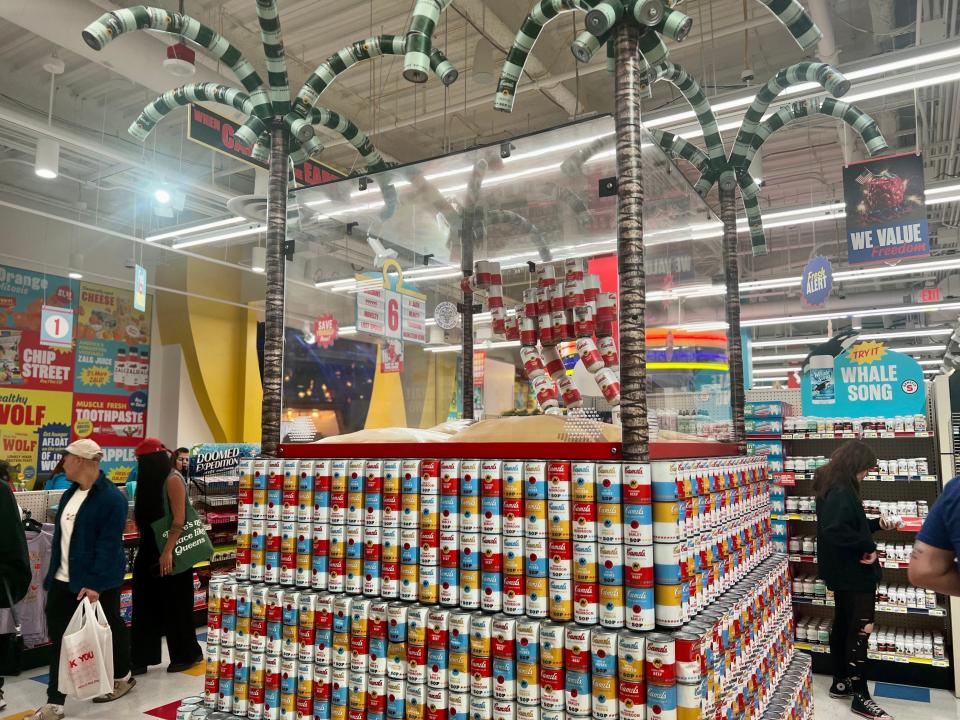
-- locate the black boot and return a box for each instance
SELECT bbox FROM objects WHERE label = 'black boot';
[830,677,854,699]
[852,692,894,720]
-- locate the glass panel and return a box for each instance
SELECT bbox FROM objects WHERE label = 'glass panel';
[282,115,728,445]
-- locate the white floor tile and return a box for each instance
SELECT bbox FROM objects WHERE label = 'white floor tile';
[811,673,960,720]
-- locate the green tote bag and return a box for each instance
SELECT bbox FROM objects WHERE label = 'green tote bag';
[151,473,214,574]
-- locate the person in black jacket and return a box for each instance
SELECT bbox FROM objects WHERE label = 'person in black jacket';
[0,466,31,711]
[815,440,899,720]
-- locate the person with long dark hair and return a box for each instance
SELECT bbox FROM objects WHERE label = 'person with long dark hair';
[129,438,202,675]
[815,440,899,720]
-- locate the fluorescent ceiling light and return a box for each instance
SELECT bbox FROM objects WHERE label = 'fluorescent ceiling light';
[923,368,941,375]
[752,352,809,362]
[68,271,82,279]
[918,359,943,366]
[750,336,830,349]
[646,44,960,129]
[844,70,960,103]
[502,132,615,164]
[889,344,947,353]
[145,216,245,242]
[924,183,960,196]
[753,366,800,375]
[861,328,951,340]
[926,193,960,206]
[425,340,521,353]
[172,224,263,249]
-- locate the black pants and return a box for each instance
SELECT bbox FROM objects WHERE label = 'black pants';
[831,589,876,693]
[46,581,129,705]
[130,549,202,668]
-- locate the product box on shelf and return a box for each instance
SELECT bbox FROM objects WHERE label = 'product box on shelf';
[745,401,791,419]
[745,418,784,436]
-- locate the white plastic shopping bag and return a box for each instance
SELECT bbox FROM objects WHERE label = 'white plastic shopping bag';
[58,598,112,700]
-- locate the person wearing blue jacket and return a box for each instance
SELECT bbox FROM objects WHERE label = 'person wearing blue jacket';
[29,440,135,720]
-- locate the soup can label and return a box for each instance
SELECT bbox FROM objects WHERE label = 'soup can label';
[573,583,599,625]
[503,461,524,500]
[598,585,625,628]
[492,657,516,701]
[517,663,540,705]
[573,542,598,583]
[647,683,677,720]
[625,545,655,587]
[492,700,515,720]
[592,674,618,720]
[596,464,622,504]
[525,500,547,539]
[525,576,548,618]
[597,504,623,544]
[548,579,573,622]
[624,503,653,546]
[564,670,591,716]
[673,632,702,684]
[676,681,703,720]
[539,623,564,668]
[572,463,596,503]
[619,680,646,720]
[598,544,624,586]
[572,502,597,542]
[539,668,565,710]
[644,634,676,685]
[653,502,685,543]
[654,585,685,629]
[623,464,651,503]
[524,461,548,500]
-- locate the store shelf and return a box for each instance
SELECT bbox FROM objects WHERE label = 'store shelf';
[794,596,945,616]
[777,471,937,483]
[789,555,917,570]
[867,651,949,667]
[795,641,830,654]
[783,432,933,440]
[773,513,920,531]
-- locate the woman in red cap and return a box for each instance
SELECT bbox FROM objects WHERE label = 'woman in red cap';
[129,438,203,675]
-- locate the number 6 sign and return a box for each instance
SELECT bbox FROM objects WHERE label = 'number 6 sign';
[40,305,74,348]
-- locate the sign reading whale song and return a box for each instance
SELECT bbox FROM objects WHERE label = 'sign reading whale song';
[801,340,925,418]
[801,255,832,307]
[843,153,929,265]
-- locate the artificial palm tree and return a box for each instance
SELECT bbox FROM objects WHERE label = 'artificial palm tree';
[497,0,885,455]
[81,2,460,454]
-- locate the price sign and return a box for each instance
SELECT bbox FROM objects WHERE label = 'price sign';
[40,305,74,348]
[772,471,796,487]
[355,259,427,344]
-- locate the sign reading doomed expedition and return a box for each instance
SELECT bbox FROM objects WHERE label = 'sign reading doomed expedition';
[188,105,346,188]
[843,153,929,265]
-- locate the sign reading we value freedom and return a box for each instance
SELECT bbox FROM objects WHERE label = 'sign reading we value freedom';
[801,340,925,418]
[843,153,929,265]
[0,263,152,486]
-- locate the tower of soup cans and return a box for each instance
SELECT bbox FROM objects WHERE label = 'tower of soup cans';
[203,453,806,720]
[491,260,619,413]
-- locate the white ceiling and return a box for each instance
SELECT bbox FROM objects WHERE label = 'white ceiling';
[0,0,957,366]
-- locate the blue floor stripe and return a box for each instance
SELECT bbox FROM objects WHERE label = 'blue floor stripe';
[873,682,930,703]
[30,673,49,684]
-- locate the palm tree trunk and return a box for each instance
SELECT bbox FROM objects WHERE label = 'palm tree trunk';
[260,118,288,456]
[719,183,746,452]
[614,23,648,463]
[460,209,475,420]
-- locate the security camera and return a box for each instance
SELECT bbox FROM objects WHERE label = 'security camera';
[741,68,755,84]
[500,142,514,159]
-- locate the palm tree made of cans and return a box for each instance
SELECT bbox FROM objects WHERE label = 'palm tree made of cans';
[496,0,889,457]
[80,1,467,455]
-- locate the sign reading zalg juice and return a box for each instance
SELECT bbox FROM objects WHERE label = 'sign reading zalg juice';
[843,153,929,265]
[801,340,925,418]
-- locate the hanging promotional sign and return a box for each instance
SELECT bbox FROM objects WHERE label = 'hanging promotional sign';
[355,260,427,344]
[133,264,147,312]
[0,389,73,486]
[380,339,404,374]
[843,153,929,265]
[313,314,338,348]
[801,340,925,418]
[188,105,345,188]
[800,256,832,307]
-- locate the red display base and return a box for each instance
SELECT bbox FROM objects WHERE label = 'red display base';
[278,441,740,461]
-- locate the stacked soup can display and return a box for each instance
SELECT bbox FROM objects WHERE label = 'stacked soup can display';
[201,453,805,720]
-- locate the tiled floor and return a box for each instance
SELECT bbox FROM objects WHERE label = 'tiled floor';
[1,631,205,720]
[3,645,959,719]
[811,673,960,720]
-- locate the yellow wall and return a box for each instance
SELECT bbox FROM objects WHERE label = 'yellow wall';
[156,260,262,443]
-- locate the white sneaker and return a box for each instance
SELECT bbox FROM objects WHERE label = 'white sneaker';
[29,704,66,720]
